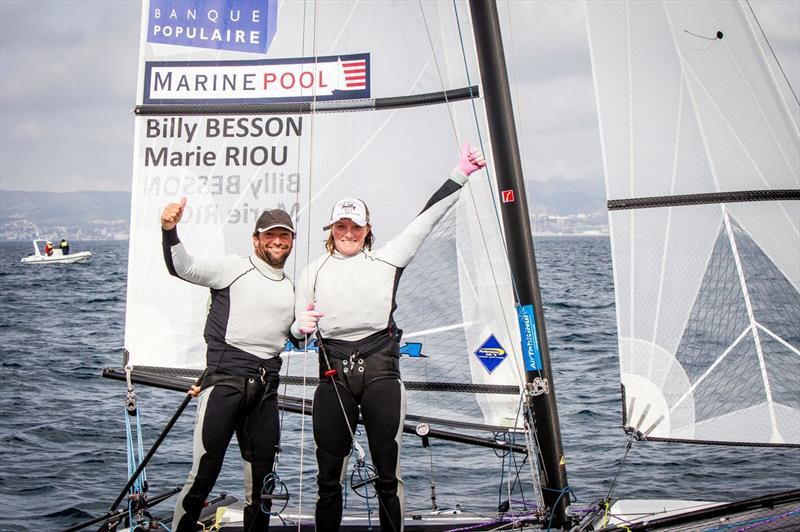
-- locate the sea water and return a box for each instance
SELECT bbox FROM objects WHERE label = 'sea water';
[0,238,797,529]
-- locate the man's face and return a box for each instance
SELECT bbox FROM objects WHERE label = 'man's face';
[252,228,294,268]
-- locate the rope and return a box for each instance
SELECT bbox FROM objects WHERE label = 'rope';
[123,397,147,531]
[543,486,575,531]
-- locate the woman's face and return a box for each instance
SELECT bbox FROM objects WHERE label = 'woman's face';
[331,218,369,257]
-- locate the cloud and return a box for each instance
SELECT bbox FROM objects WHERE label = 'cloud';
[1,0,139,192]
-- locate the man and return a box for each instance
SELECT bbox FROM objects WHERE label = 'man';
[60,239,70,255]
[161,196,300,531]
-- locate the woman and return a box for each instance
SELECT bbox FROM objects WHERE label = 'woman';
[292,143,485,531]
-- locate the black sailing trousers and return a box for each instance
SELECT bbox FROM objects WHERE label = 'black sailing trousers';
[313,341,406,531]
[172,376,279,531]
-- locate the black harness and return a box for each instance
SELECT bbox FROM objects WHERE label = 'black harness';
[317,327,402,398]
[201,356,282,408]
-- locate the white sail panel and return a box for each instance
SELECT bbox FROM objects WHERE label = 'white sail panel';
[587,0,799,445]
[125,0,526,431]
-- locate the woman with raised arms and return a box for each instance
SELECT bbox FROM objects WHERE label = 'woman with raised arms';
[291,143,485,531]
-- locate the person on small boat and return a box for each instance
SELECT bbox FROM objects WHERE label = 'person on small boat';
[44,241,54,256]
[161,197,301,532]
[294,142,485,531]
[60,239,70,255]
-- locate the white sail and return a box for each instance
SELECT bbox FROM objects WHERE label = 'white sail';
[124,0,527,434]
[586,0,799,445]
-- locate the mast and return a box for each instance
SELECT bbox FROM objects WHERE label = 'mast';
[468,0,570,527]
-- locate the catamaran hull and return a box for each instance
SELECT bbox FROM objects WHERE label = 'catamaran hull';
[586,489,800,531]
[21,251,92,264]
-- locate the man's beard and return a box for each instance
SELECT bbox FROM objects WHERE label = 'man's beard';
[257,245,290,268]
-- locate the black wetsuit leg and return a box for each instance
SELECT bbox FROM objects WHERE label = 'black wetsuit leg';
[313,381,358,531]
[361,378,406,532]
[173,384,241,532]
[239,378,280,531]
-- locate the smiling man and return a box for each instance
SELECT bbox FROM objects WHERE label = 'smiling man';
[160,197,300,531]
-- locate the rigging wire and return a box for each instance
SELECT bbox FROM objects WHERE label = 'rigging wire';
[506,432,531,508]
[418,0,461,149]
[417,1,550,518]
[452,0,529,330]
[415,9,451,500]
[451,0,549,512]
[292,0,319,527]
[416,0,543,515]
[296,4,396,529]
[744,0,800,107]
[605,437,634,501]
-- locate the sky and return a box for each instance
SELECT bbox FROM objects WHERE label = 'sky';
[0,0,798,193]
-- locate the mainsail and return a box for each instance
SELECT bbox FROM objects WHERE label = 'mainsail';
[586,0,799,446]
[121,0,546,516]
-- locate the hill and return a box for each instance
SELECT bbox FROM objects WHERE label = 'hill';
[0,190,131,240]
[0,177,608,240]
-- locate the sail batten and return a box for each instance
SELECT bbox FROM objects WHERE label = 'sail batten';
[608,189,800,209]
[134,85,480,115]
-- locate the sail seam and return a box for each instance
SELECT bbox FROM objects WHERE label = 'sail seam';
[722,207,780,443]
[756,323,800,357]
[649,51,688,380]
[669,324,751,414]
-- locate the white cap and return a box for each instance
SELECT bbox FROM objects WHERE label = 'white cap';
[324,198,369,229]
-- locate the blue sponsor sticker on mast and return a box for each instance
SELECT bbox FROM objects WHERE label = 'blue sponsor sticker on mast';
[474,334,508,374]
[148,0,277,54]
[517,304,543,371]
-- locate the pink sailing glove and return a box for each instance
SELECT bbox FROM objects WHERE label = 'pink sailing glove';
[291,303,324,337]
[456,141,486,177]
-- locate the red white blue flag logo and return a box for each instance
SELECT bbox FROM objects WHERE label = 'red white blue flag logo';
[144,53,370,104]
